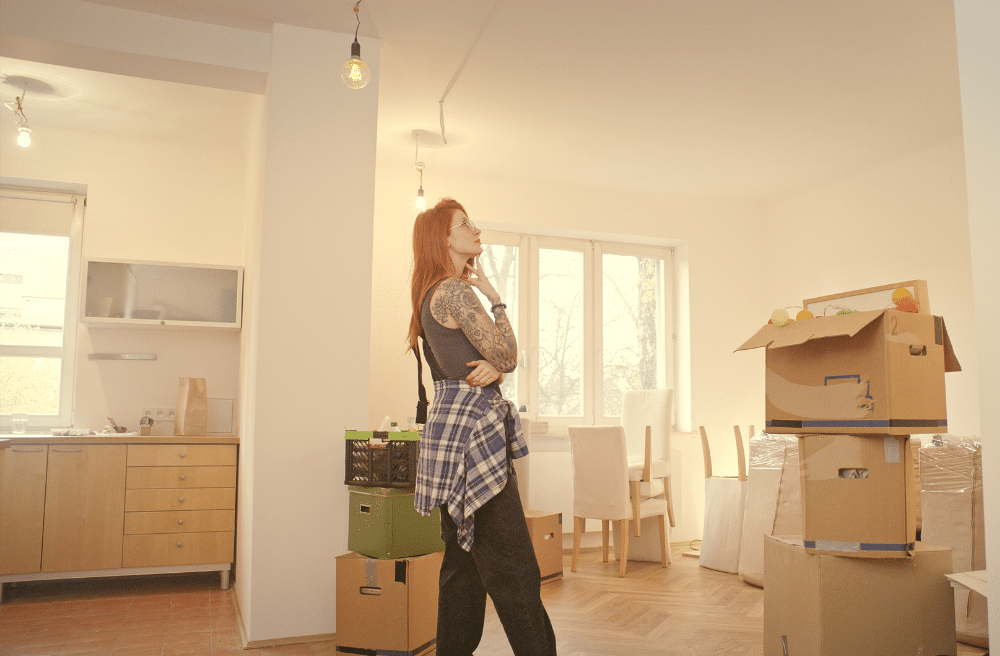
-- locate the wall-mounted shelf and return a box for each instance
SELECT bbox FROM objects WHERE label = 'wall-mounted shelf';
[81,259,243,331]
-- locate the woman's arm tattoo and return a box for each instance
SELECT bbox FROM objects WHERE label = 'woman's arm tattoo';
[438,278,518,372]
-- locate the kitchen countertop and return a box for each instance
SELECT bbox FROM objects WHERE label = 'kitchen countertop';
[0,434,239,448]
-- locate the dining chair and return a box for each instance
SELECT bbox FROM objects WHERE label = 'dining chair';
[621,389,675,534]
[568,425,669,577]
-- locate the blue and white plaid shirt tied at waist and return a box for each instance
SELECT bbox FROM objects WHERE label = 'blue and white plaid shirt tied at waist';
[414,380,528,551]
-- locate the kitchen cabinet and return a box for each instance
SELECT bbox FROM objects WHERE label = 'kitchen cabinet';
[0,445,47,575]
[123,444,237,573]
[82,259,243,330]
[0,436,238,602]
[42,445,127,572]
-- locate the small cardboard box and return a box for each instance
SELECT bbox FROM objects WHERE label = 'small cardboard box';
[336,550,442,656]
[736,309,960,434]
[524,510,563,584]
[348,486,445,560]
[798,434,917,558]
[763,536,956,656]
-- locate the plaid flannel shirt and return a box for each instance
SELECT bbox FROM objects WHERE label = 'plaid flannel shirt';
[414,379,528,551]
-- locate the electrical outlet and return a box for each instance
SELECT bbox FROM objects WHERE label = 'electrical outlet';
[141,407,176,422]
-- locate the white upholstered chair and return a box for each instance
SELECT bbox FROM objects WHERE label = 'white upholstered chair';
[568,425,669,577]
[621,389,675,534]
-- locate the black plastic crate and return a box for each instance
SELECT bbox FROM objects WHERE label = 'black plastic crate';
[345,430,419,488]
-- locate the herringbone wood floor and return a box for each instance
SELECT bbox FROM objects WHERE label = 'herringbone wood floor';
[474,547,989,656]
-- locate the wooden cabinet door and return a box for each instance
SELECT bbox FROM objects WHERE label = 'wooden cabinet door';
[0,446,48,575]
[42,445,127,572]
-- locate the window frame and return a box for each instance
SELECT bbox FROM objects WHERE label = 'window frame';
[479,228,676,435]
[0,188,85,431]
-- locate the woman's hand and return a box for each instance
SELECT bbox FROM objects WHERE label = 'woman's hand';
[466,360,501,387]
[464,258,500,304]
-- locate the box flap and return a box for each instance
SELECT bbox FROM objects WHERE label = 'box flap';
[736,310,884,352]
[946,570,988,597]
[941,318,961,372]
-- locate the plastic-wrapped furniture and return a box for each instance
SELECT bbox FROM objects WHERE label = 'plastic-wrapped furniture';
[920,434,988,648]
[698,426,748,574]
[568,425,668,577]
[737,431,801,587]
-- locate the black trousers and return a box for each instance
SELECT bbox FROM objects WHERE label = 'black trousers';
[437,476,558,656]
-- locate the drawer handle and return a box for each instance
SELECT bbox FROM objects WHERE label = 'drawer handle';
[12,447,45,452]
[180,453,187,458]
[178,519,184,525]
[179,474,186,480]
[178,497,185,503]
[177,542,183,548]
[53,448,83,452]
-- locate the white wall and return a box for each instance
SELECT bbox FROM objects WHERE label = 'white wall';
[235,24,379,643]
[0,124,249,433]
[954,0,999,644]
[369,156,770,544]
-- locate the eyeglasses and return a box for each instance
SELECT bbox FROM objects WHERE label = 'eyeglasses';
[448,218,477,233]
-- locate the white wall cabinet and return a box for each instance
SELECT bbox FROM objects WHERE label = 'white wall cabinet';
[82,259,243,330]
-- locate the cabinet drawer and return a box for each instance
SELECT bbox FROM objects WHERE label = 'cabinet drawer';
[123,532,234,567]
[124,510,235,535]
[127,444,237,467]
[125,487,236,512]
[126,466,236,489]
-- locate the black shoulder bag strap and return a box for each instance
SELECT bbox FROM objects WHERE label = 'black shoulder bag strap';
[413,339,428,425]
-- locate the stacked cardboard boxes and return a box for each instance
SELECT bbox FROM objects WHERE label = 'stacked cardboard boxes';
[337,431,444,656]
[738,282,962,655]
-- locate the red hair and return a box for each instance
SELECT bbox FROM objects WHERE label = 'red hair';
[408,198,473,349]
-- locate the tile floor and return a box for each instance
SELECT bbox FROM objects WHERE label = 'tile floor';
[0,573,328,656]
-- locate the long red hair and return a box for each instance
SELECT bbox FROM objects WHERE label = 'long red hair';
[408,198,473,349]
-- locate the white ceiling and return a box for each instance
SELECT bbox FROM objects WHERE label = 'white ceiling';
[1,0,964,202]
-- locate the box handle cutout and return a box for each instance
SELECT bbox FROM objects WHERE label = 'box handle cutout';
[838,468,869,479]
[909,344,927,356]
[543,533,554,540]
[360,504,371,514]
[359,586,382,596]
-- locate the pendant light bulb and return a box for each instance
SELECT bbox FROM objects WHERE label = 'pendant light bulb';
[17,126,31,147]
[341,40,371,89]
[415,187,426,211]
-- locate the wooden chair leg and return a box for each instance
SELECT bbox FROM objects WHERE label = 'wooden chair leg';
[602,520,610,562]
[572,516,584,572]
[658,514,669,567]
[630,480,642,536]
[665,474,676,528]
[618,519,630,577]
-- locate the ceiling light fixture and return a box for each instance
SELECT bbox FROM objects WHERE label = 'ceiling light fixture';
[341,1,371,90]
[5,83,32,147]
[414,131,426,211]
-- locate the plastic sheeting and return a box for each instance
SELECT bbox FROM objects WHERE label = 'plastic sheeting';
[920,434,988,648]
[699,475,747,574]
[738,432,801,587]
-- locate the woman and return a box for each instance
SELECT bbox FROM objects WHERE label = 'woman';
[409,198,557,656]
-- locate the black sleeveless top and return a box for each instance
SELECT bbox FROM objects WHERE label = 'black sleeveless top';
[421,279,502,394]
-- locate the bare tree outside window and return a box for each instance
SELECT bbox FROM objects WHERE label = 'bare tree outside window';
[538,249,583,416]
[476,244,518,402]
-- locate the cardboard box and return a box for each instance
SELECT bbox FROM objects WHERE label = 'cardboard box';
[736,309,960,434]
[524,510,563,583]
[764,536,956,656]
[348,486,445,560]
[336,550,442,656]
[799,434,917,558]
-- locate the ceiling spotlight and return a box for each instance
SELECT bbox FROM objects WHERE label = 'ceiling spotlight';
[5,83,32,147]
[341,1,371,90]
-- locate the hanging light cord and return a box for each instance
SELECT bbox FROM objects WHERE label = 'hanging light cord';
[438,0,504,145]
[352,1,362,42]
[4,84,29,127]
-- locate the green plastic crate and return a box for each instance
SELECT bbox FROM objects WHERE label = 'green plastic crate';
[348,486,445,560]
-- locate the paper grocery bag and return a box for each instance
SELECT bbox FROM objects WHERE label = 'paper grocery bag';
[175,377,208,436]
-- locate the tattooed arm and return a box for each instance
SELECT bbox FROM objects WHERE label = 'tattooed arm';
[430,277,518,373]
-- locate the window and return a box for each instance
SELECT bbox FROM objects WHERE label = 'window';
[478,231,674,433]
[0,189,85,431]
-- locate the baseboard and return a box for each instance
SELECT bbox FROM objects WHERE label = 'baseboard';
[230,581,336,650]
